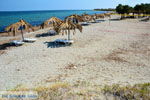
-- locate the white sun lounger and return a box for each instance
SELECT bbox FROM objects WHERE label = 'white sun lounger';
[24,38,37,42]
[54,39,74,44]
[11,40,25,46]
[49,30,57,35]
[81,22,90,25]
[95,20,100,23]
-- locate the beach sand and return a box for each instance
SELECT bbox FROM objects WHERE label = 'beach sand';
[0,16,150,90]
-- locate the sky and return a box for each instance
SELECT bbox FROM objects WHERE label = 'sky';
[0,0,150,11]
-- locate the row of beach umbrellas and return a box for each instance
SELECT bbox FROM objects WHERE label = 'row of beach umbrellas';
[4,13,112,41]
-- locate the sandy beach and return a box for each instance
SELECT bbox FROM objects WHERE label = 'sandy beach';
[0,16,150,90]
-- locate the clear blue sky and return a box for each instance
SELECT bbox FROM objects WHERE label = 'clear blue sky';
[0,0,149,11]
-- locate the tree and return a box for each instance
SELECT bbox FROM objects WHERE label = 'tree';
[134,3,150,14]
[116,4,133,19]
[116,3,150,18]
[134,4,143,14]
[116,4,124,14]
[144,4,150,14]
[123,5,133,14]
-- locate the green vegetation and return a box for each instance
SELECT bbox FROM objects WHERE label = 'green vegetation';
[94,8,115,11]
[116,4,133,19]
[116,4,133,14]
[134,3,150,14]
[116,3,150,19]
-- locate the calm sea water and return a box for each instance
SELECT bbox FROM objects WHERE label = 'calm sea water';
[0,10,106,32]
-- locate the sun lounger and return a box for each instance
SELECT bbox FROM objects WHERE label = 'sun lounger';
[10,40,25,46]
[81,22,90,25]
[140,17,150,21]
[95,20,101,23]
[24,38,37,42]
[48,30,57,35]
[54,39,74,44]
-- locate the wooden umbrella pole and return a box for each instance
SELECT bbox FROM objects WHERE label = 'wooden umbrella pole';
[21,25,24,41]
[68,29,71,40]
[109,15,111,25]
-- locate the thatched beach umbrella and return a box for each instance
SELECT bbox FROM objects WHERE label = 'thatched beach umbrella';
[95,14,105,19]
[40,17,64,34]
[48,17,64,33]
[47,17,63,26]
[91,14,97,22]
[104,13,112,25]
[59,21,82,40]
[81,14,93,22]
[104,13,111,18]
[41,17,63,29]
[65,14,84,23]
[40,21,49,29]
[5,19,34,40]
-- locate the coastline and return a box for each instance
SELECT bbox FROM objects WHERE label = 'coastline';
[0,15,150,90]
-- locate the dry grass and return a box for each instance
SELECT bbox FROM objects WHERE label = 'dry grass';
[129,42,150,56]
[103,49,128,63]
[2,82,150,100]
[64,63,77,70]
[141,33,150,37]
[10,84,30,91]
[102,83,150,100]
[34,82,69,92]
[0,50,5,55]
[34,82,70,100]
[103,40,150,63]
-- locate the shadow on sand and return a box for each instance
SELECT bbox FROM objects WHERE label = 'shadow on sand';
[44,41,72,48]
[0,43,16,50]
[140,17,150,22]
[109,19,121,21]
[96,19,106,22]
[81,24,90,26]
[36,33,56,38]
[90,21,99,24]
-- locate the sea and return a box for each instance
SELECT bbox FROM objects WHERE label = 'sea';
[0,10,106,32]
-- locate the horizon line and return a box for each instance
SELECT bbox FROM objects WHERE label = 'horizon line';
[0,9,95,12]
[0,8,116,12]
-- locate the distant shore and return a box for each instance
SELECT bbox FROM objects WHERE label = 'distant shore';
[93,8,115,11]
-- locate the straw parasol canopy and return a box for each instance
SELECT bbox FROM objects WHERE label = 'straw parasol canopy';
[47,17,63,26]
[65,14,84,23]
[40,17,63,29]
[81,14,93,22]
[90,14,97,22]
[5,19,34,40]
[40,21,49,29]
[58,21,82,40]
[104,13,111,18]
[95,14,105,19]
